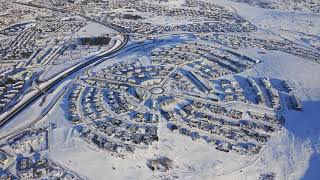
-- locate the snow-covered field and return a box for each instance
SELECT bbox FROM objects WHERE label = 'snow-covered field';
[45,47,320,180]
[0,0,320,179]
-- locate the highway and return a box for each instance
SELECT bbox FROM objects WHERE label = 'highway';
[0,2,130,133]
[0,37,127,127]
[0,35,163,141]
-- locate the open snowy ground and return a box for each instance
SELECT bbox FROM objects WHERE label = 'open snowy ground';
[50,2,320,179]
[1,0,319,179]
[45,46,320,179]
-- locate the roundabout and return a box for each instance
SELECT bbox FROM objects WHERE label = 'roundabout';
[150,87,164,95]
